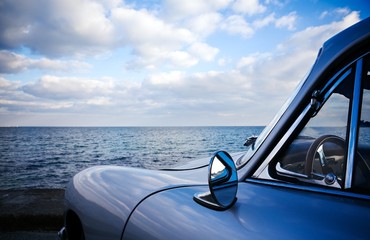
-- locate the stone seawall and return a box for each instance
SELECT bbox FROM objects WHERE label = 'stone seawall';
[0,189,65,231]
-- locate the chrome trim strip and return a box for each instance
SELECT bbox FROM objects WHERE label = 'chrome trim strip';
[251,67,353,179]
[253,64,355,186]
[323,68,352,100]
[58,227,67,240]
[276,162,307,178]
[246,178,370,201]
[345,58,363,189]
[252,104,311,178]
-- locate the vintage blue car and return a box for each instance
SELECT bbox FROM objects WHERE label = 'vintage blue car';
[59,17,370,239]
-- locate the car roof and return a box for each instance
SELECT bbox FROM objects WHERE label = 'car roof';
[309,16,370,89]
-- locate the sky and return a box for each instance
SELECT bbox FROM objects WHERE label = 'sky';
[0,0,369,127]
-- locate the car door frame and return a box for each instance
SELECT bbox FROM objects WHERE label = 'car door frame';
[242,51,370,201]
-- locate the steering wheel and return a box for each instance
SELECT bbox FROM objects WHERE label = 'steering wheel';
[304,135,346,180]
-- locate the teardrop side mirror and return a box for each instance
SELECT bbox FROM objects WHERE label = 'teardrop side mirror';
[193,151,238,210]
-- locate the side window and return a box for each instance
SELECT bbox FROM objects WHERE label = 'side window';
[275,67,354,188]
[353,59,370,193]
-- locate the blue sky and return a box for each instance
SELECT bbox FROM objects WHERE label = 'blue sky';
[0,0,369,126]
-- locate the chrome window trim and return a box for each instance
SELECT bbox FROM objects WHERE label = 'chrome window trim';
[252,104,311,178]
[276,162,307,178]
[246,178,370,201]
[253,59,359,189]
[323,68,352,100]
[345,58,363,189]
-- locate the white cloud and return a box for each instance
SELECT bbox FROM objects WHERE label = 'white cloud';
[0,74,142,117]
[166,51,199,68]
[0,76,19,89]
[278,11,360,53]
[253,13,276,28]
[236,54,259,71]
[112,8,195,50]
[185,12,223,38]
[0,1,365,126]
[253,12,297,30]
[163,0,232,20]
[13,10,357,109]
[217,58,226,67]
[0,0,299,71]
[264,0,285,7]
[125,49,199,70]
[111,7,201,69]
[146,71,185,86]
[275,12,297,30]
[0,98,74,111]
[188,42,219,61]
[335,7,351,16]
[220,11,297,39]
[236,11,361,111]
[220,15,254,38]
[92,0,121,10]
[0,50,90,73]
[320,7,351,19]
[143,70,252,111]
[0,0,204,69]
[232,0,266,16]
[0,0,115,57]
[86,97,112,106]
[22,75,116,100]
[0,51,28,73]
[0,77,66,113]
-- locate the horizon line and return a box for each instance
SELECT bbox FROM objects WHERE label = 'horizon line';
[0,125,266,128]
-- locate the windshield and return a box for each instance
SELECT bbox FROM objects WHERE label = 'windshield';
[236,74,307,168]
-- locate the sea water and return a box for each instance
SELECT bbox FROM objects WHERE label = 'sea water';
[2,126,369,190]
[0,126,263,189]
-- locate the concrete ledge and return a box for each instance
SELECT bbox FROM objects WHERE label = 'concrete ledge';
[0,189,65,231]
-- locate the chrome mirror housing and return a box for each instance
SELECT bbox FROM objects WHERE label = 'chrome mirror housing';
[193,151,238,210]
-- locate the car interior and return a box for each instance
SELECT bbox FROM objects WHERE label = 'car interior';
[273,54,370,194]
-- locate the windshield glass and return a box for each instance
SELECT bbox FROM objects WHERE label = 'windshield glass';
[236,74,307,168]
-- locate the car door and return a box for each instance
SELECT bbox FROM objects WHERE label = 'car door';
[239,53,370,239]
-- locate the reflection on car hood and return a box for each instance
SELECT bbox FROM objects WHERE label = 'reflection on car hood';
[65,151,245,239]
[65,165,208,239]
[168,151,245,170]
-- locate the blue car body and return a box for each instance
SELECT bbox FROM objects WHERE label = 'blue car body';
[60,17,370,240]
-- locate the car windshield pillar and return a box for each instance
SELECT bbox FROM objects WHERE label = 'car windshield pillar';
[237,71,308,170]
[345,58,363,189]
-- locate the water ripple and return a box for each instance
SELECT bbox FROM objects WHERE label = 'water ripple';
[0,126,263,190]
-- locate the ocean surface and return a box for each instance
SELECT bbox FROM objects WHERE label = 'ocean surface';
[2,126,369,190]
[0,126,263,190]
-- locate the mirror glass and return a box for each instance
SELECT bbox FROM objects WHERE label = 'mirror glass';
[209,151,238,208]
[211,157,227,182]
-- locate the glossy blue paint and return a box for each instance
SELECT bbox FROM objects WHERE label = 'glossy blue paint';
[346,59,363,188]
[124,182,370,239]
[65,165,208,240]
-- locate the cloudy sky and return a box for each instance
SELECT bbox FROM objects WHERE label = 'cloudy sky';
[0,0,369,126]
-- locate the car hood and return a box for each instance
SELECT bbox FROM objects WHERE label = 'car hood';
[65,152,244,239]
[66,166,208,239]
